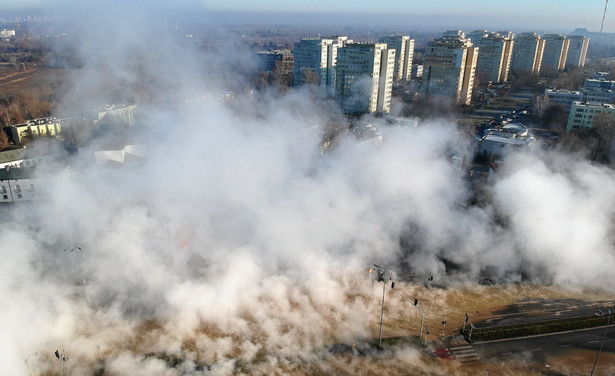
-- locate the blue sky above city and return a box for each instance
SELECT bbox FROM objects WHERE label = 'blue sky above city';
[0,0,612,33]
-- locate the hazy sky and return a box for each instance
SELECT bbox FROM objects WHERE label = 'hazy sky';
[1,0,612,32]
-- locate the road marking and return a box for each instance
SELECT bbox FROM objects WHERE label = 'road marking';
[560,344,572,347]
[589,340,600,344]
[531,348,543,352]
[450,345,472,351]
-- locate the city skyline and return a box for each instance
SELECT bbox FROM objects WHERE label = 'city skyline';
[0,0,613,33]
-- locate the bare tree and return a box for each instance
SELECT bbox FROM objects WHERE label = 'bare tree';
[0,127,9,150]
[542,104,568,132]
[592,112,615,161]
[302,70,320,85]
[8,56,17,71]
[533,94,551,118]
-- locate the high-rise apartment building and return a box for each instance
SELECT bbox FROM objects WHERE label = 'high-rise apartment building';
[511,33,545,74]
[470,31,514,83]
[565,35,590,68]
[421,30,478,105]
[541,34,570,72]
[335,43,395,114]
[378,35,415,81]
[293,36,350,94]
[256,49,293,73]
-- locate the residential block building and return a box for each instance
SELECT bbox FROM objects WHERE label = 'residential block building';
[378,35,415,81]
[335,43,395,114]
[565,35,589,68]
[471,31,514,83]
[293,36,350,94]
[541,34,570,71]
[421,30,478,105]
[511,33,544,74]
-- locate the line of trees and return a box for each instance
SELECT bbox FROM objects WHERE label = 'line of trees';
[0,88,52,127]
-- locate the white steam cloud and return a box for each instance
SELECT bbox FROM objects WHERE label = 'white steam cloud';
[3,5,615,375]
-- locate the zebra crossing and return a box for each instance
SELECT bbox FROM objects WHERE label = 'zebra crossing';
[449,344,480,363]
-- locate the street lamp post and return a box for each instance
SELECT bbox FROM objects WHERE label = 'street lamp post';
[390,283,425,341]
[591,309,611,376]
[372,264,389,347]
[64,244,86,285]
[25,353,37,376]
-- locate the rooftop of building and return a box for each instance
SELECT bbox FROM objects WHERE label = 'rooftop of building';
[257,49,292,55]
[546,88,581,95]
[11,117,59,127]
[0,166,37,180]
[0,148,26,164]
[483,133,535,145]
[572,101,615,109]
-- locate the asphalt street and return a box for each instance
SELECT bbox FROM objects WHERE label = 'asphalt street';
[472,326,615,363]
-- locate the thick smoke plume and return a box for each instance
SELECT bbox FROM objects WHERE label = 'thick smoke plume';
[3,5,615,375]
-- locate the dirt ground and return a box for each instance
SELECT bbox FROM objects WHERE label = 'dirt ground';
[0,63,67,98]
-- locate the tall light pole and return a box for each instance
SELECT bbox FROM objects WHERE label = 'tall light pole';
[390,283,425,341]
[371,264,389,347]
[601,0,609,33]
[55,349,69,376]
[25,353,37,376]
[64,244,85,285]
[591,309,611,376]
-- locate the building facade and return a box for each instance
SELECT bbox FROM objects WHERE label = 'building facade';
[541,34,570,72]
[378,35,415,81]
[335,43,395,114]
[421,30,478,105]
[567,102,615,132]
[511,33,545,74]
[565,35,590,68]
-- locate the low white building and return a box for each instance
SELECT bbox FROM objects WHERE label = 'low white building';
[545,88,615,116]
[0,167,39,202]
[479,123,535,157]
[78,144,145,165]
[566,101,615,132]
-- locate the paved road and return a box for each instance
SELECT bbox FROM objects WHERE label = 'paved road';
[472,326,615,363]
[473,298,614,328]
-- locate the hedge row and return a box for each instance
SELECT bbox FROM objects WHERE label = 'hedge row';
[462,315,609,342]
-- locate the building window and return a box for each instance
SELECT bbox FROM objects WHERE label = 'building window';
[14,184,21,193]
[29,184,35,192]
[17,194,22,199]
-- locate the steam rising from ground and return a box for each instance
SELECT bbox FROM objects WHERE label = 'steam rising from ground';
[3,7,615,375]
